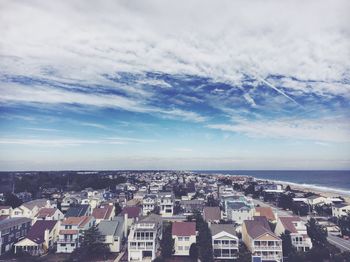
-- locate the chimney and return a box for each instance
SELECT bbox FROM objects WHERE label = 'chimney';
[124,212,128,237]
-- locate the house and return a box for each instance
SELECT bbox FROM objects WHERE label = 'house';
[98,217,124,252]
[0,217,32,256]
[211,224,239,260]
[14,220,59,255]
[254,207,276,223]
[203,206,221,223]
[275,216,312,252]
[92,205,115,224]
[35,208,64,221]
[12,199,54,219]
[57,216,95,253]
[226,202,254,224]
[61,196,80,213]
[0,206,12,217]
[172,222,196,256]
[15,192,32,203]
[121,206,142,231]
[158,193,174,217]
[65,204,91,218]
[128,214,162,261]
[332,203,350,217]
[242,216,283,262]
[179,199,205,213]
[142,194,157,216]
[307,195,326,207]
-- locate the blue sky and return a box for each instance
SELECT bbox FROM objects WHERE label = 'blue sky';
[0,0,350,170]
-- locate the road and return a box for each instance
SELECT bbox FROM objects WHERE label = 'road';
[327,234,350,252]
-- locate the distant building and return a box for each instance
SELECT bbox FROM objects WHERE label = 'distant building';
[14,220,59,255]
[61,196,80,213]
[203,206,221,223]
[142,194,157,216]
[35,208,64,221]
[332,203,350,217]
[12,199,54,219]
[92,205,115,224]
[254,207,276,223]
[211,224,239,260]
[0,217,32,256]
[158,193,174,217]
[65,204,91,218]
[226,202,254,224]
[275,216,312,252]
[172,222,196,256]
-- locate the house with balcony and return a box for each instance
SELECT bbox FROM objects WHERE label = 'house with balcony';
[142,194,157,216]
[128,214,162,261]
[242,216,283,262]
[210,224,239,260]
[0,217,32,256]
[57,216,95,253]
[158,193,174,217]
[97,217,124,252]
[14,220,59,256]
[172,222,196,256]
[275,216,313,252]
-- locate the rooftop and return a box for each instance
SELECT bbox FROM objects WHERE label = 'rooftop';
[172,222,196,236]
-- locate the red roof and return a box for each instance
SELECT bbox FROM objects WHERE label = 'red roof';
[121,206,141,218]
[172,222,196,236]
[36,208,56,218]
[203,206,221,221]
[92,205,113,220]
[279,216,302,234]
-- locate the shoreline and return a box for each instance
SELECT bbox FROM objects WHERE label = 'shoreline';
[262,178,350,203]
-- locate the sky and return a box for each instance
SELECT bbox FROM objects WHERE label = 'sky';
[0,0,350,171]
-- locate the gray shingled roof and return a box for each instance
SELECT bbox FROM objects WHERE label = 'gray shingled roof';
[98,217,124,238]
[210,224,237,236]
[0,217,31,231]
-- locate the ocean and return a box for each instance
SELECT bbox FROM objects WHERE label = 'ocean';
[197,170,350,196]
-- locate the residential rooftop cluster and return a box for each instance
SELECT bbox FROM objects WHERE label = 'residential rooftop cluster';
[0,171,349,261]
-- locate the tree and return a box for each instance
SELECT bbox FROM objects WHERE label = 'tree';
[189,243,198,261]
[236,243,251,262]
[338,213,350,237]
[193,211,214,262]
[70,226,109,261]
[281,230,295,257]
[306,218,327,247]
[160,222,174,258]
[285,185,292,191]
[4,192,22,208]
[278,193,294,210]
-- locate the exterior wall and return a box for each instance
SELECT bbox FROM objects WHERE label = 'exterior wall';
[104,235,121,252]
[173,235,196,256]
[212,233,239,259]
[0,219,31,256]
[332,205,350,217]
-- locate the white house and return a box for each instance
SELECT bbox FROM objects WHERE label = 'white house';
[142,194,157,216]
[57,216,95,253]
[172,222,196,256]
[332,203,350,217]
[128,214,162,261]
[12,199,54,219]
[226,202,254,224]
[211,224,239,260]
[275,216,313,252]
[158,193,174,217]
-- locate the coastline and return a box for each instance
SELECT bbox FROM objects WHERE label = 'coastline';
[265,179,350,203]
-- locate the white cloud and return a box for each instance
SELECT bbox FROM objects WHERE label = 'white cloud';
[208,117,350,143]
[0,0,349,97]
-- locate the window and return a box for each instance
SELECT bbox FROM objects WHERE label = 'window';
[185,246,189,250]
[178,246,183,250]
[184,237,190,241]
[178,237,183,241]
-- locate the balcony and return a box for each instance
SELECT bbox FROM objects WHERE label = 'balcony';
[253,245,282,251]
[58,238,78,244]
[213,244,238,249]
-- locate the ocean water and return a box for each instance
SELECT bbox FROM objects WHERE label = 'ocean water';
[197,170,350,195]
